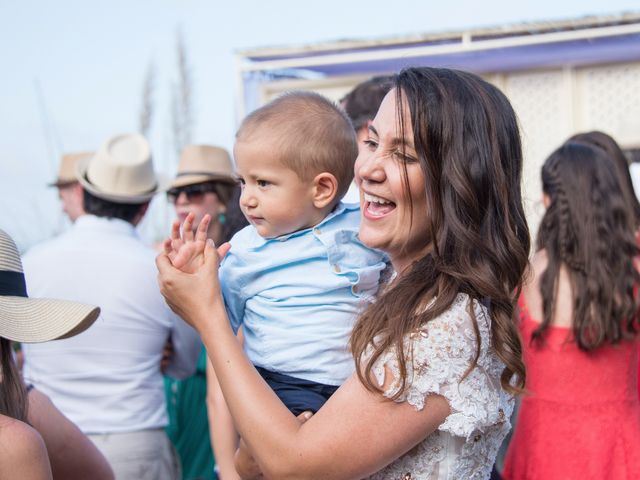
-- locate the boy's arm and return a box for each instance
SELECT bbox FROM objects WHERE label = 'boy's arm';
[162,212,234,379]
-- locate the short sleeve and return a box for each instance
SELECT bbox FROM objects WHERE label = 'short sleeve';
[372,294,512,439]
[219,257,245,334]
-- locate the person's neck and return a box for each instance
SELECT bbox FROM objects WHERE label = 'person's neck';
[389,243,433,277]
[290,204,336,235]
[307,204,335,229]
[208,221,224,245]
[390,258,412,276]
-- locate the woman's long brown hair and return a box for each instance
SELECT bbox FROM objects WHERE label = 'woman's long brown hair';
[351,67,530,397]
[534,142,640,350]
[0,338,28,422]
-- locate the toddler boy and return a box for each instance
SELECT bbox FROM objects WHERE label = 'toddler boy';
[222,91,387,415]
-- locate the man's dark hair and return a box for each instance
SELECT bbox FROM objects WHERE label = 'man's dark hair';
[83,190,148,223]
[340,76,394,131]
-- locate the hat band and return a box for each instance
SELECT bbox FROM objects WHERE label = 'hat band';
[0,270,27,297]
[176,171,226,178]
[84,172,159,196]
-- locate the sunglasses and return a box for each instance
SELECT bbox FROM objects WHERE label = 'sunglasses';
[166,183,220,204]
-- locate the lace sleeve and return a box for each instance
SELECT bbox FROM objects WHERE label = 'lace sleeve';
[371,294,511,439]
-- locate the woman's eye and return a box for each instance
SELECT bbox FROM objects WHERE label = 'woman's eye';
[363,139,378,150]
[393,150,417,163]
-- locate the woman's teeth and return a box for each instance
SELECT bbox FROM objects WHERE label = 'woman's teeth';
[363,193,395,217]
[363,193,392,205]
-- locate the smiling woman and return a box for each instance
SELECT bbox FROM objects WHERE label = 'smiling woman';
[355,98,430,272]
[157,66,530,480]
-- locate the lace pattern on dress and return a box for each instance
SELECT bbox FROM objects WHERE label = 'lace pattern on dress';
[366,294,514,480]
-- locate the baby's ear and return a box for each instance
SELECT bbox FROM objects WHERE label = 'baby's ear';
[312,172,339,209]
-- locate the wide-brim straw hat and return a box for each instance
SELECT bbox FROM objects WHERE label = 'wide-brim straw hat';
[171,145,236,189]
[0,230,100,343]
[77,133,170,204]
[48,151,94,187]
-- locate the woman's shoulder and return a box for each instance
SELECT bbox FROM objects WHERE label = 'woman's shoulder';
[0,415,51,478]
[377,293,490,363]
[373,293,494,397]
[418,293,491,341]
[372,293,512,437]
[0,414,44,449]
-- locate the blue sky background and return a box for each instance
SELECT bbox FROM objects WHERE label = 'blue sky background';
[2,0,639,249]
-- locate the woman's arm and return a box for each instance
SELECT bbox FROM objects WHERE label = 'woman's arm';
[234,411,313,480]
[27,389,114,480]
[157,221,450,479]
[207,356,241,480]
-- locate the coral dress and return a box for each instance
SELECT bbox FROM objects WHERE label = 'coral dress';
[503,297,640,480]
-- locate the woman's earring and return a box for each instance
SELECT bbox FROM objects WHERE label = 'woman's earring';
[217,211,226,225]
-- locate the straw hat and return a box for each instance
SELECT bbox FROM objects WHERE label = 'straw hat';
[48,151,94,187]
[77,133,169,204]
[171,145,236,189]
[0,230,100,343]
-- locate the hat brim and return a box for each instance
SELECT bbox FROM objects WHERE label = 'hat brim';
[48,179,78,188]
[0,296,100,343]
[170,174,237,189]
[76,157,171,204]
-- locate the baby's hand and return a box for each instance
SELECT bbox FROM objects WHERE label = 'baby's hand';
[164,213,210,273]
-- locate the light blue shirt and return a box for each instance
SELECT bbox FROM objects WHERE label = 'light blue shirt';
[220,203,387,385]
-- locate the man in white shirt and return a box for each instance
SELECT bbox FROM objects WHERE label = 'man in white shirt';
[22,133,200,480]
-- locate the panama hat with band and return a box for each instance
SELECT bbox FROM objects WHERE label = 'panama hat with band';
[77,133,170,204]
[170,145,236,189]
[48,151,94,188]
[0,230,100,343]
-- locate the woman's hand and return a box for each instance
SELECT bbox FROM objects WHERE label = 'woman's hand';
[234,411,313,480]
[233,438,262,480]
[156,213,230,333]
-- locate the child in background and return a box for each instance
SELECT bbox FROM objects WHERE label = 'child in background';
[502,141,640,479]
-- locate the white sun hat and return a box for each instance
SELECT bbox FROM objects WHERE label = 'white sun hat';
[77,133,170,204]
[0,230,100,343]
[170,145,236,189]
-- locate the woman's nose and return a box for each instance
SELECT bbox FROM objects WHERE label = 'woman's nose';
[355,152,385,186]
[175,191,189,205]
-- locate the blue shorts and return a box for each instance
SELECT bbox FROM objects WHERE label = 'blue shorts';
[256,367,339,416]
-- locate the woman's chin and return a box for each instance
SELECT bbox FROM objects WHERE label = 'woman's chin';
[358,228,389,252]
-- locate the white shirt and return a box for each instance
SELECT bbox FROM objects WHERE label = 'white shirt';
[342,181,361,204]
[22,215,200,434]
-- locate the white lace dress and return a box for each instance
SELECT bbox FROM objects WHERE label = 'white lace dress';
[367,294,513,480]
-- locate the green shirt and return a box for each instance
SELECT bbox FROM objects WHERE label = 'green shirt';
[165,347,216,480]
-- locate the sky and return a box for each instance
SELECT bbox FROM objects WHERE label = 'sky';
[1,0,639,250]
